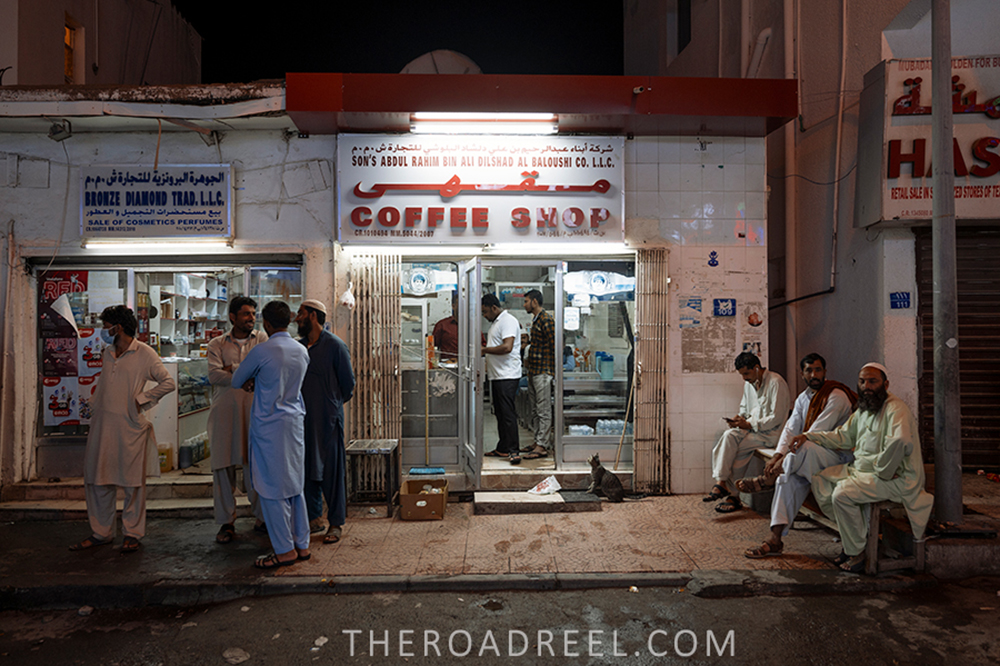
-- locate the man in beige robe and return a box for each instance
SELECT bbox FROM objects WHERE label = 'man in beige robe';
[71,305,175,553]
[207,296,267,543]
[789,362,934,573]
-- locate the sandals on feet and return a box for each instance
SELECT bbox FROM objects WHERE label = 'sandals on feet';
[508,454,522,465]
[702,484,730,502]
[744,540,784,559]
[69,536,112,551]
[839,555,866,574]
[830,550,849,566]
[484,450,509,458]
[216,523,236,544]
[121,536,141,553]
[253,521,268,534]
[323,526,342,545]
[714,496,743,514]
[735,475,775,494]
[522,449,547,460]
[254,552,296,569]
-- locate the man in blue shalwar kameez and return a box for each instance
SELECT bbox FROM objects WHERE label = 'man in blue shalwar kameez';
[232,300,311,568]
[296,299,356,545]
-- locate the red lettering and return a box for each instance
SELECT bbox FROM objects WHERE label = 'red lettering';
[589,208,610,228]
[450,208,467,228]
[971,137,1000,178]
[427,207,444,228]
[952,137,969,177]
[537,208,558,228]
[511,207,530,228]
[887,139,926,179]
[377,207,400,227]
[404,207,422,227]
[562,207,585,228]
[472,208,488,228]
[351,207,372,227]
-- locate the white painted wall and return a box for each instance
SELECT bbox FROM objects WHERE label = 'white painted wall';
[1,0,200,85]
[625,135,769,494]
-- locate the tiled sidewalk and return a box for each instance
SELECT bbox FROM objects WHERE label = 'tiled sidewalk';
[280,496,840,578]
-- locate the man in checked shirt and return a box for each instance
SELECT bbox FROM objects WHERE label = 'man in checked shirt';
[522,289,554,460]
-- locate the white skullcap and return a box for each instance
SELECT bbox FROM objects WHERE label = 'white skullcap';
[301,299,328,316]
[861,362,888,376]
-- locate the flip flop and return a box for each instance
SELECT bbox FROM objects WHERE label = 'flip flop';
[522,450,547,460]
[297,552,312,561]
[839,555,866,574]
[69,536,113,551]
[254,552,296,569]
[702,484,730,502]
[714,496,743,514]
[744,540,784,559]
[216,523,236,544]
[484,450,509,458]
[121,536,141,553]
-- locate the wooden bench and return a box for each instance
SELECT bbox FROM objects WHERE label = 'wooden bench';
[752,447,926,574]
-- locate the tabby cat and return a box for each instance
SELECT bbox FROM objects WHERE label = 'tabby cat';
[587,453,625,502]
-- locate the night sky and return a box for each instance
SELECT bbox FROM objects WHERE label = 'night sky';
[170,1,625,83]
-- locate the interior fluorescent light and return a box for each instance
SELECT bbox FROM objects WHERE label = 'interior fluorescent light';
[83,240,234,253]
[410,112,558,135]
[484,242,632,256]
[345,244,487,258]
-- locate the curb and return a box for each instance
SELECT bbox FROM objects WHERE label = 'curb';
[0,569,937,611]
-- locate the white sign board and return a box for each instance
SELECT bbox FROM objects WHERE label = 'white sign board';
[80,165,233,241]
[337,135,624,244]
[883,57,1000,220]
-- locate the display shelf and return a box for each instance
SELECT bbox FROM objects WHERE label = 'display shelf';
[179,406,210,417]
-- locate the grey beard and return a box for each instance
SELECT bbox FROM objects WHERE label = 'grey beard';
[858,388,889,413]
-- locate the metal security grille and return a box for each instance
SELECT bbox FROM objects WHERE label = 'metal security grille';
[633,249,671,493]
[915,226,1000,469]
[348,253,402,443]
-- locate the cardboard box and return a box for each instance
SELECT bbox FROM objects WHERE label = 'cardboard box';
[400,479,448,520]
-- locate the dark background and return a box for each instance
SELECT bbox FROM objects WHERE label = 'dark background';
[171,1,625,83]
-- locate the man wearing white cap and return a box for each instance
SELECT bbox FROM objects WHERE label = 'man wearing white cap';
[296,299,355,544]
[788,363,935,573]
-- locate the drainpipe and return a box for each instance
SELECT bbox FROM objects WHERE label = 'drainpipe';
[931,0,962,525]
[783,0,797,384]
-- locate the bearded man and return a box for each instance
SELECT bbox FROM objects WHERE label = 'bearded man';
[787,363,934,573]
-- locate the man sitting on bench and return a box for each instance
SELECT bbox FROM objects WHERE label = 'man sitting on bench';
[703,352,790,514]
[788,362,934,573]
[740,353,856,559]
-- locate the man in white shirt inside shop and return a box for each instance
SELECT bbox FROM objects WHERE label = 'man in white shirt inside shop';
[738,353,857,558]
[481,293,523,465]
[207,296,268,544]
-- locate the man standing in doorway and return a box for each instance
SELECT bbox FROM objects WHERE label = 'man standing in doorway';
[296,299,356,545]
[231,301,311,568]
[704,351,790,514]
[481,293,522,465]
[522,289,554,460]
[71,305,176,553]
[207,296,268,544]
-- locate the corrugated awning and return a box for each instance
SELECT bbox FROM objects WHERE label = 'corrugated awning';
[286,72,798,137]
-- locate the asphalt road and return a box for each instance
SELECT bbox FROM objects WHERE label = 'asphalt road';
[2,579,998,665]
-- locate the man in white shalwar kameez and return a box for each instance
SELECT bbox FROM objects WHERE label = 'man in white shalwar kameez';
[739,353,856,558]
[704,352,790,514]
[231,300,311,568]
[789,363,934,573]
[207,296,268,543]
[70,305,175,553]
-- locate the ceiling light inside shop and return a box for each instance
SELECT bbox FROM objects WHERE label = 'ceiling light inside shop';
[483,242,632,256]
[410,112,558,135]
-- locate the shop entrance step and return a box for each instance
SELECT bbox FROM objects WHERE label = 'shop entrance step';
[0,496,251,522]
[473,490,603,515]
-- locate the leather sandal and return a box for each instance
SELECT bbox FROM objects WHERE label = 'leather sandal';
[323,526,342,544]
[121,536,141,553]
[702,484,730,502]
[839,555,866,574]
[744,540,784,559]
[216,523,236,544]
[69,536,113,551]
[254,552,296,569]
[714,496,743,514]
[735,475,775,494]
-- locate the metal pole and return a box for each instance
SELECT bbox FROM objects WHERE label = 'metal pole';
[931,0,963,525]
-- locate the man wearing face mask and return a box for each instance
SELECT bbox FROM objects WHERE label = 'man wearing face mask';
[70,305,176,553]
[788,363,935,573]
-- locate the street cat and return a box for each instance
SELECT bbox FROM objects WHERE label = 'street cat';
[587,453,625,502]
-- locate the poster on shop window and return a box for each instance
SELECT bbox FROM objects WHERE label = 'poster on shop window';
[337,135,623,244]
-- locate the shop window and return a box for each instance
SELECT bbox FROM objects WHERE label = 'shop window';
[64,24,75,83]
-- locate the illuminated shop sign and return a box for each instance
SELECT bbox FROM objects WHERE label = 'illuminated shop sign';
[337,135,623,244]
[880,57,1000,221]
[80,165,233,241]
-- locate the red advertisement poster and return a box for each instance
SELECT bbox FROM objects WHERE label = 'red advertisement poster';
[42,377,79,426]
[42,337,79,377]
[38,270,87,338]
[77,328,105,377]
